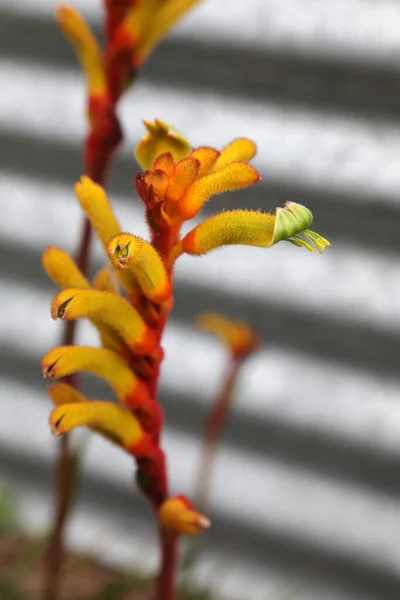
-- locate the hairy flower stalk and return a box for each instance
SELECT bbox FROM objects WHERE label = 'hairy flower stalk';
[44,2,202,600]
[43,112,329,599]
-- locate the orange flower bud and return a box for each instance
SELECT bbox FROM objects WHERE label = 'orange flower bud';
[197,313,259,359]
[51,289,157,354]
[189,147,221,176]
[107,233,171,303]
[42,346,150,407]
[158,496,211,535]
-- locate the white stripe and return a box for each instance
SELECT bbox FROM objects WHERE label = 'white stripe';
[2,277,400,462]
[3,0,400,66]
[1,172,399,335]
[2,59,400,201]
[3,376,400,575]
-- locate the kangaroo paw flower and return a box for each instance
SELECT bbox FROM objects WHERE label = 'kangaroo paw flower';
[42,346,150,407]
[158,495,211,535]
[49,401,155,458]
[51,289,157,354]
[56,5,106,97]
[171,202,330,260]
[211,138,257,170]
[42,246,91,290]
[48,381,88,406]
[107,233,171,303]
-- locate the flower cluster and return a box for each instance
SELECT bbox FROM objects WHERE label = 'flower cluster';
[42,119,329,533]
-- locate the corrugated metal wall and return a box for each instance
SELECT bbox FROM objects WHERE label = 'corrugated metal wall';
[2,1,400,599]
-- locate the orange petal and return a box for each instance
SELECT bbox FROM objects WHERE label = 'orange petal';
[42,246,91,290]
[56,5,106,96]
[107,233,171,303]
[51,289,157,354]
[166,157,200,202]
[136,0,202,63]
[144,169,169,198]
[212,138,257,171]
[42,346,150,407]
[153,152,175,177]
[177,162,260,220]
[197,313,259,359]
[189,147,220,176]
[158,496,211,535]
[49,401,155,457]
[135,119,191,171]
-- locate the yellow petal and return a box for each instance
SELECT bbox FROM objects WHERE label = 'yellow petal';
[158,496,211,535]
[49,401,155,457]
[177,162,260,220]
[135,119,191,171]
[189,147,220,176]
[212,138,257,171]
[74,176,138,296]
[56,5,106,96]
[107,233,171,303]
[48,381,88,406]
[51,289,157,354]
[197,313,259,358]
[172,203,330,258]
[42,346,150,408]
[166,157,200,202]
[136,0,202,64]
[42,246,90,290]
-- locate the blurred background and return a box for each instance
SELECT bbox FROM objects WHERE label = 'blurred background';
[2,0,400,598]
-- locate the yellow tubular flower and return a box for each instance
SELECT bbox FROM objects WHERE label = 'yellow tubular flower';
[135,119,191,171]
[56,5,106,96]
[177,162,260,220]
[211,138,257,171]
[51,289,157,354]
[136,0,202,64]
[92,265,120,294]
[170,202,330,261]
[107,233,171,303]
[158,496,211,535]
[42,346,150,407]
[197,313,259,359]
[189,147,221,176]
[49,401,155,458]
[42,246,91,290]
[74,176,138,296]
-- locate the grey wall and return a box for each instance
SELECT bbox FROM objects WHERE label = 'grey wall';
[1,1,400,599]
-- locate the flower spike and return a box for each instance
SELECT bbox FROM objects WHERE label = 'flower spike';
[42,346,150,408]
[49,401,155,458]
[51,289,157,354]
[56,5,106,97]
[158,496,211,535]
[170,202,330,261]
[107,233,171,303]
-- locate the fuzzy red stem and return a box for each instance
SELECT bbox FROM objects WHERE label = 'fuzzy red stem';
[155,529,179,600]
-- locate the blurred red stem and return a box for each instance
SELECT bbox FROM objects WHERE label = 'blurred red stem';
[156,529,179,600]
[196,357,242,510]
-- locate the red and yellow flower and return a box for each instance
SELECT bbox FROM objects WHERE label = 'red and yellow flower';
[43,119,329,532]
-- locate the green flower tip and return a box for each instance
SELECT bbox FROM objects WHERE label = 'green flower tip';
[274,202,330,254]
